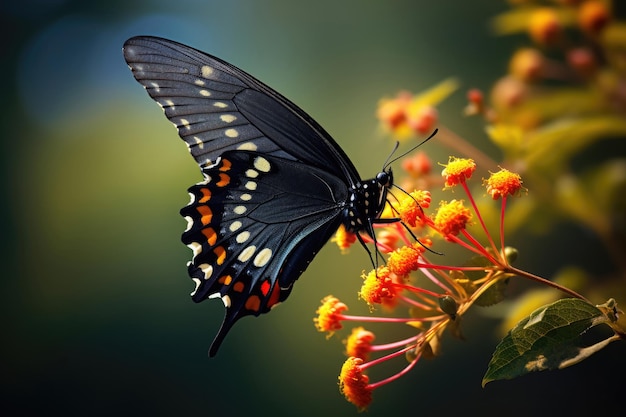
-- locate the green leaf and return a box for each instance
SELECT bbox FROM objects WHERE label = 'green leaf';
[482,298,608,386]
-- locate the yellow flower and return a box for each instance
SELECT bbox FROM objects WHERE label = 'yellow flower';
[314,296,348,336]
[441,157,476,188]
[338,357,372,411]
[485,169,524,200]
[359,267,397,307]
[344,327,375,360]
[331,224,357,254]
[433,200,472,237]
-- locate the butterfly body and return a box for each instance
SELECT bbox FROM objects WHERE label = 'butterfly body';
[123,36,392,356]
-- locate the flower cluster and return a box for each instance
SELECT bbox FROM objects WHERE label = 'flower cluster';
[317,156,527,410]
[313,1,626,409]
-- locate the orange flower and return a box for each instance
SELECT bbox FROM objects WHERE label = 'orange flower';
[485,169,524,200]
[509,48,545,82]
[441,157,476,188]
[314,296,348,335]
[528,7,563,45]
[397,190,431,227]
[359,267,397,307]
[387,243,423,276]
[344,327,375,360]
[332,224,357,254]
[339,357,372,411]
[578,1,611,36]
[433,200,472,237]
[401,151,432,178]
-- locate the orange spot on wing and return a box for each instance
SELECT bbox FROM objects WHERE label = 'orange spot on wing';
[197,205,213,225]
[233,281,245,292]
[218,275,232,285]
[198,188,211,203]
[245,295,261,312]
[213,246,226,265]
[219,159,232,171]
[216,173,230,187]
[201,227,217,245]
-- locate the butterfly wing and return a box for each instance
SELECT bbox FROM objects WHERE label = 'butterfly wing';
[181,152,347,355]
[122,36,360,183]
[123,36,360,355]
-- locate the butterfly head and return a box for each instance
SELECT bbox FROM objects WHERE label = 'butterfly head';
[376,168,393,189]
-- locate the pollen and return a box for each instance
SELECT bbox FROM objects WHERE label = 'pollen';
[397,190,431,227]
[387,244,422,277]
[433,199,472,237]
[359,267,397,307]
[338,357,372,411]
[331,224,357,254]
[485,168,524,200]
[441,157,476,188]
[314,296,348,335]
[344,327,375,361]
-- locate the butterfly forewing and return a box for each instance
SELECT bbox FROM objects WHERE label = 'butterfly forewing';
[123,36,360,181]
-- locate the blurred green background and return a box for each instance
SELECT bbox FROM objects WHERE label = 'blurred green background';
[2,1,624,416]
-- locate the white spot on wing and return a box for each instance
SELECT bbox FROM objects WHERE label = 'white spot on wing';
[253,156,271,172]
[240,193,252,201]
[187,242,202,257]
[245,169,259,178]
[238,245,256,262]
[195,79,206,86]
[221,294,231,307]
[193,136,204,149]
[225,128,238,138]
[220,114,237,123]
[245,181,257,190]
[184,215,194,232]
[253,248,272,267]
[190,278,201,296]
[229,221,243,232]
[201,65,214,78]
[233,206,247,215]
[199,89,211,97]
[198,263,213,279]
[237,142,258,151]
[213,102,227,108]
[236,231,250,243]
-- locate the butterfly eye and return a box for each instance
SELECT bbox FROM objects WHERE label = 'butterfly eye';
[376,170,393,187]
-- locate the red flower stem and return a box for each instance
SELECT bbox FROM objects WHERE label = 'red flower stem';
[505,265,590,302]
[499,196,507,258]
[339,314,435,324]
[460,229,500,265]
[371,334,421,351]
[398,294,434,310]
[461,180,499,255]
[414,262,493,272]
[367,351,422,390]
[395,283,441,298]
[360,344,415,371]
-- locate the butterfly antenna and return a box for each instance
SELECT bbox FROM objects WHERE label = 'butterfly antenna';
[383,128,439,170]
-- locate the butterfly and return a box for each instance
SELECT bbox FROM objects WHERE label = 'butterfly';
[123,36,409,356]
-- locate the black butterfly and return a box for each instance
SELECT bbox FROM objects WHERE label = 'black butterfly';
[123,36,402,356]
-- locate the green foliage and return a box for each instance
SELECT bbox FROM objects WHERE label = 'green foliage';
[482,298,615,386]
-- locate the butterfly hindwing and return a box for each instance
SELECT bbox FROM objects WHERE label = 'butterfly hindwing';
[180,151,347,355]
